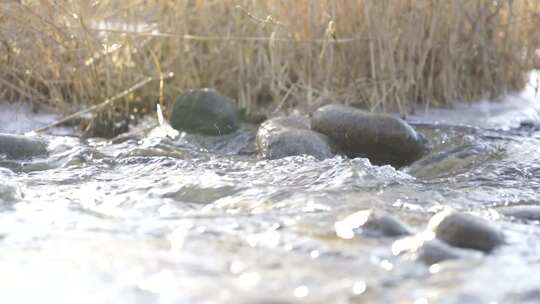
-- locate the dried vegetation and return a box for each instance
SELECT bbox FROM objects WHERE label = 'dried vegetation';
[0,1,539,136]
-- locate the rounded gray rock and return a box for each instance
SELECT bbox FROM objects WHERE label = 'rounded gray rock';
[311,104,429,167]
[0,133,47,159]
[335,209,412,239]
[393,236,480,265]
[428,211,505,253]
[256,116,338,160]
[169,88,241,135]
[417,239,480,265]
[360,211,412,237]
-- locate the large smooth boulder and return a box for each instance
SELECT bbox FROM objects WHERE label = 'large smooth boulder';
[428,211,505,253]
[170,89,241,135]
[311,104,429,167]
[0,133,47,159]
[256,116,338,160]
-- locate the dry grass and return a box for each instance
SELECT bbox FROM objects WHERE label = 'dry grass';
[1,0,539,135]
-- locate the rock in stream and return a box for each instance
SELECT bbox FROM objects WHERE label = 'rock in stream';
[170,88,241,135]
[335,209,413,239]
[428,211,505,253]
[0,133,47,159]
[393,235,481,265]
[311,104,429,167]
[256,116,339,160]
[499,206,540,221]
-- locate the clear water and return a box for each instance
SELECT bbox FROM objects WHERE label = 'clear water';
[1,72,539,304]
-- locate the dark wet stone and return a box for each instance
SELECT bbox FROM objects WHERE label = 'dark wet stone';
[311,104,429,167]
[518,120,539,130]
[256,116,338,160]
[336,209,413,239]
[0,133,47,159]
[499,206,540,221]
[428,211,505,253]
[170,88,241,135]
[393,235,481,265]
[361,211,412,237]
[417,239,477,265]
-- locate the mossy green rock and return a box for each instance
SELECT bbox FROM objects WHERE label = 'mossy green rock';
[0,134,47,159]
[256,117,338,160]
[311,104,429,167]
[170,89,241,135]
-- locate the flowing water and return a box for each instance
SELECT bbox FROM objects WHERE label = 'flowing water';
[1,72,540,303]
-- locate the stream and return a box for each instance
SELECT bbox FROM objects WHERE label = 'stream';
[0,72,539,303]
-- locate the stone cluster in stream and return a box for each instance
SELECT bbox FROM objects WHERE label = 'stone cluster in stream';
[3,88,532,269]
[167,88,430,167]
[0,88,430,168]
[335,208,506,265]
[163,88,518,265]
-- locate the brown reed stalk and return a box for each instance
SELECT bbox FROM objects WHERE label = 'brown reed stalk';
[0,0,538,136]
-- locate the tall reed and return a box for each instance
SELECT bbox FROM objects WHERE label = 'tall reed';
[0,1,538,135]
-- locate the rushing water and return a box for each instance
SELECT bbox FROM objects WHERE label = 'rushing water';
[1,73,540,304]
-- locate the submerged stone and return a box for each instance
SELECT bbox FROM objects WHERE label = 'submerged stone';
[311,104,429,167]
[393,235,480,265]
[256,116,338,160]
[406,143,499,178]
[499,206,540,221]
[0,133,47,159]
[417,239,474,265]
[170,88,241,135]
[335,209,413,239]
[428,211,505,253]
